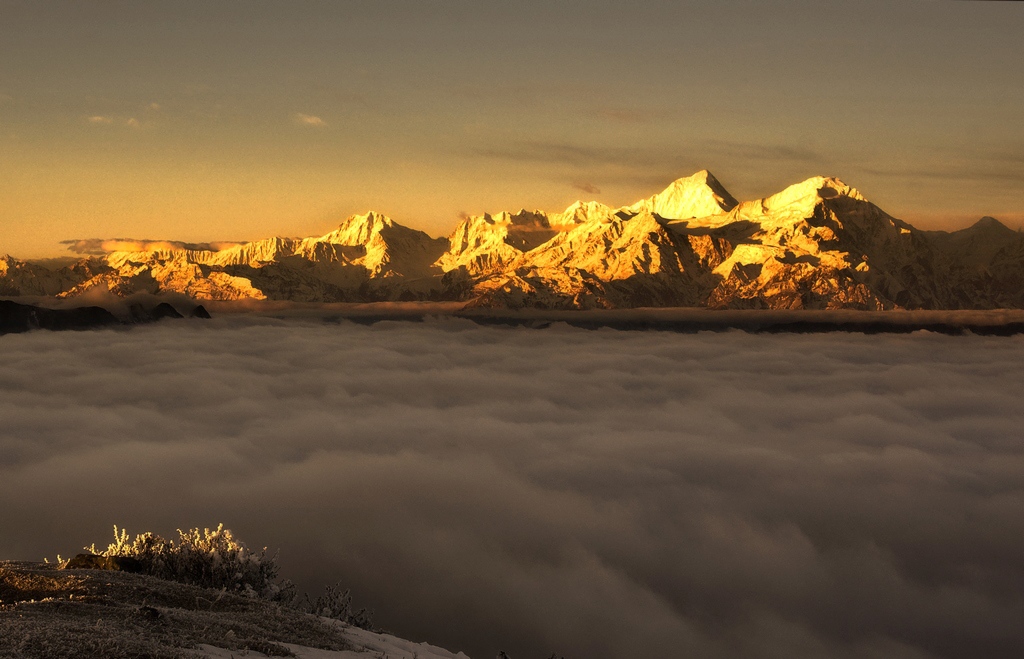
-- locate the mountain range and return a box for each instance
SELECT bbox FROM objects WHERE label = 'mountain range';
[3,171,1023,310]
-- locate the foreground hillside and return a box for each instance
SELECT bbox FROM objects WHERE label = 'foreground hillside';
[0,562,466,659]
[3,171,1023,310]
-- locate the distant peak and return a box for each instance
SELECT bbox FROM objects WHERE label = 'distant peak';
[972,216,1008,230]
[631,170,738,219]
[665,170,715,188]
[966,215,1015,234]
[346,210,392,225]
[564,200,607,211]
[558,200,614,225]
[760,176,866,212]
[681,169,714,183]
[318,211,400,245]
[812,176,859,194]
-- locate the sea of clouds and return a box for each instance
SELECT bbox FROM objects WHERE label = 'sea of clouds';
[1,317,1023,659]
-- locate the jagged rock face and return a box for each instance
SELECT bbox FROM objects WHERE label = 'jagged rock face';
[0,256,98,296]
[512,211,683,280]
[926,217,1022,269]
[317,211,448,278]
[437,209,558,276]
[921,217,1024,308]
[554,200,618,227]
[5,171,1024,310]
[437,203,621,278]
[467,268,614,310]
[49,212,448,303]
[470,208,738,309]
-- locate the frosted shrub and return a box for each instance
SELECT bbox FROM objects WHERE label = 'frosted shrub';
[85,524,290,600]
[305,581,375,630]
[77,524,374,629]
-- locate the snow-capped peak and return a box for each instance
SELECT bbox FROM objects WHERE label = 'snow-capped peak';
[557,200,616,226]
[629,170,739,220]
[758,176,865,213]
[321,211,397,245]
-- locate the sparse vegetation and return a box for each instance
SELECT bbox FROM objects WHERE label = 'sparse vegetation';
[72,524,375,630]
[82,524,289,600]
[0,525,398,659]
[303,580,375,631]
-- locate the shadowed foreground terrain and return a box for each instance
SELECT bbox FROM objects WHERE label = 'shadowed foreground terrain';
[0,299,210,335]
[0,562,464,659]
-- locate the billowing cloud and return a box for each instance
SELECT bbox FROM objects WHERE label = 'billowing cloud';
[295,113,327,127]
[127,117,140,128]
[60,238,244,255]
[1,320,1023,659]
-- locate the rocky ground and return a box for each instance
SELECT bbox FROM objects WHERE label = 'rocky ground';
[0,562,467,659]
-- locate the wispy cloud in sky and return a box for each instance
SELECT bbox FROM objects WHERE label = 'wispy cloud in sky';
[572,181,601,194]
[475,140,646,169]
[294,113,327,127]
[86,115,113,125]
[594,108,651,125]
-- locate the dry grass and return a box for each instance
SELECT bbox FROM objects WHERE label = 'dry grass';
[0,563,86,604]
[0,562,356,659]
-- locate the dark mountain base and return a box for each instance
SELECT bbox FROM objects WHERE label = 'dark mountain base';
[457,309,1024,335]
[228,303,1024,335]
[0,300,119,334]
[0,300,209,335]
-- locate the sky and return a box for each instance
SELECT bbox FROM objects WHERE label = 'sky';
[2,319,1023,658]
[1,0,1022,258]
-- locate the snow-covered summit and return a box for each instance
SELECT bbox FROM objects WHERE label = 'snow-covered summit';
[436,209,557,276]
[629,170,739,220]
[556,200,619,226]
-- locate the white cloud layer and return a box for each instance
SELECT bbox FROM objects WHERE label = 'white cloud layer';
[1,319,1023,659]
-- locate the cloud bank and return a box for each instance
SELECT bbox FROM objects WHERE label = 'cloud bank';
[61,238,245,255]
[1,320,1023,659]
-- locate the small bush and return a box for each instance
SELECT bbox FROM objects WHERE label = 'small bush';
[82,524,289,600]
[302,581,374,630]
[74,524,374,630]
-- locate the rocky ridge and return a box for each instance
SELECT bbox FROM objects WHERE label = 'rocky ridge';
[3,171,1023,310]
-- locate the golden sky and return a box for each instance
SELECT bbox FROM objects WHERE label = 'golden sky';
[1,1,1022,258]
